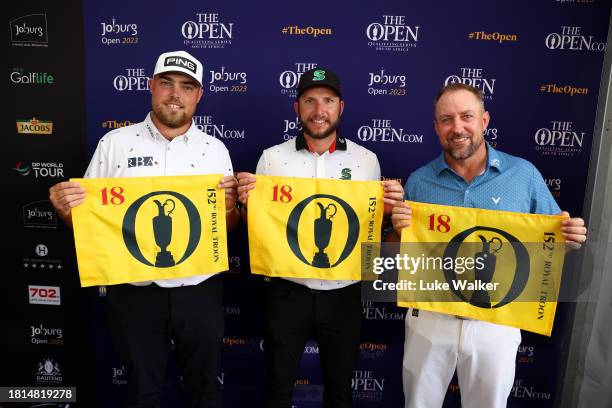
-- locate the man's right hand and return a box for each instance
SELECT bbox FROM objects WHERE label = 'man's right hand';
[49,181,86,227]
[236,172,257,208]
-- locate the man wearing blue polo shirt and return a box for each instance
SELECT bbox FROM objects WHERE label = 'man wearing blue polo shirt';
[391,83,587,408]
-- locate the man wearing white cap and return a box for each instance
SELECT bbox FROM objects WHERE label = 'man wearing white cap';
[49,51,239,408]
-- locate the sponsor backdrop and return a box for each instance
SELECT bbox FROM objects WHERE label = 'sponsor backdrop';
[6,0,97,407]
[7,0,610,406]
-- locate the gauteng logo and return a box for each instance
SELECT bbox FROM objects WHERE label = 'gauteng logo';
[534,121,584,157]
[114,68,149,91]
[366,15,419,52]
[16,118,53,134]
[545,26,605,51]
[445,67,496,99]
[34,358,63,384]
[357,119,424,143]
[182,12,234,49]
[287,195,359,268]
[123,192,202,267]
[193,115,246,139]
[10,14,48,47]
[279,62,318,97]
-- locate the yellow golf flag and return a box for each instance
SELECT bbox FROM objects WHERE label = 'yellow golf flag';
[397,201,566,336]
[248,175,383,280]
[71,175,228,287]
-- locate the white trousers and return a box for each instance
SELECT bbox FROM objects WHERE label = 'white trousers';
[402,309,521,408]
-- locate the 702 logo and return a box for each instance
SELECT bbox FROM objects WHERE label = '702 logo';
[28,285,61,305]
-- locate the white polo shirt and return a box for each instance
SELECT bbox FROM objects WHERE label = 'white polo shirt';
[255,132,381,290]
[84,112,234,287]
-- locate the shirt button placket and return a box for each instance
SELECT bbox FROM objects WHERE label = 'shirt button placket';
[316,155,325,178]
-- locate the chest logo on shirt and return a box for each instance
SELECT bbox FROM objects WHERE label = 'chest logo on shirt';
[491,196,501,205]
[340,168,352,180]
[128,156,154,168]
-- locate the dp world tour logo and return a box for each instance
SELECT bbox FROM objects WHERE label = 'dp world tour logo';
[443,226,529,308]
[122,191,201,267]
[287,194,359,268]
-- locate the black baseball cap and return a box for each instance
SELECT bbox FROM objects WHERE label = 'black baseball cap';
[296,68,342,99]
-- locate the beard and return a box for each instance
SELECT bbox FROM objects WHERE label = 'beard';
[152,100,192,129]
[445,131,484,160]
[300,117,341,140]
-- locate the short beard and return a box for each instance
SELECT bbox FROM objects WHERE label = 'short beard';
[301,117,341,140]
[447,132,484,160]
[152,108,190,129]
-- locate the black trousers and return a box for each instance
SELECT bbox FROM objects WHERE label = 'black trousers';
[106,275,224,408]
[264,279,362,408]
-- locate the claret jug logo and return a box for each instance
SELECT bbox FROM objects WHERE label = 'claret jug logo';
[287,194,359,268]
[122,191,201,267]
[279,62,318,97]
[445,68,496,100]
[182,12,234,49]
[113,68,149,91]
[443,227,529,308]
[545,26,605,51]
[534,120,584,157]
[366,15,420,52]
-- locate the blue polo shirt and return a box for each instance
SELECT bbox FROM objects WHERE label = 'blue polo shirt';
[404,144,560,215]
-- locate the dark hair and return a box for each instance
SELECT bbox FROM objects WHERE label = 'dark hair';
[434,83,485,112]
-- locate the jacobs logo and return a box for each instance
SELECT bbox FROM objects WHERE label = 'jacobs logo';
[443,226,529,308]
[122,191,201,267]
[286,194,359,268]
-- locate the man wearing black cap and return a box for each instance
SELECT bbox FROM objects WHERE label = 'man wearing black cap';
[236,68,403,407]
[49,51,239,408]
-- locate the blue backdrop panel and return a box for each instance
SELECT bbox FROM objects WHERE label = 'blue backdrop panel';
[82,1,610,406]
